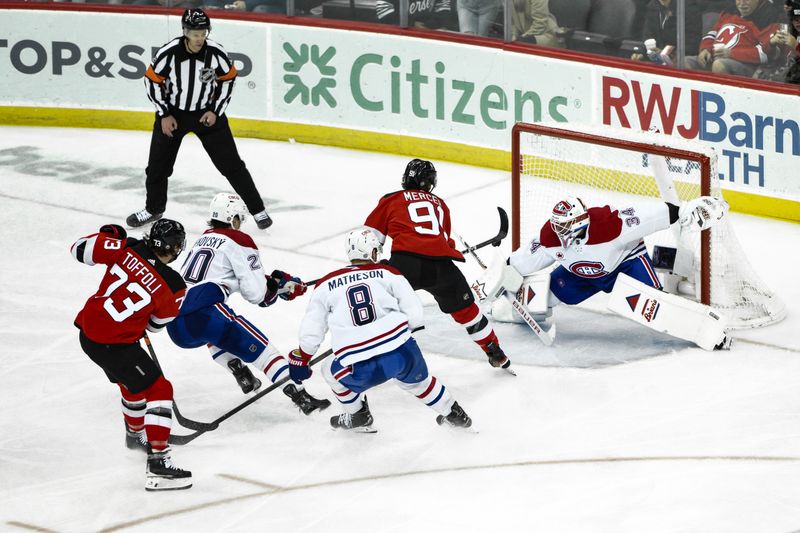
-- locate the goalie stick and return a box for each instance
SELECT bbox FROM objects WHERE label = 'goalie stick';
[166,326,425,445]
[456,235,554,347]
[305,207,509,286]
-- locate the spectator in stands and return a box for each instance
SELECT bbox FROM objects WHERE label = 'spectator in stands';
[768,0,800,81]
[511,0,565,47]
[457,0,500,36]
[684,0,781,75]
[218,0,285,12]
[632,0,703,62]
[376,0,454,28]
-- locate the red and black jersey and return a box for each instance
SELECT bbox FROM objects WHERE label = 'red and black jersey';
[700,10,780,64]
[71,233,186,344]
[365,190,464,261]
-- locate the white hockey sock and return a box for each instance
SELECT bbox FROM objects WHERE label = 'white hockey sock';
[398,375,454,416]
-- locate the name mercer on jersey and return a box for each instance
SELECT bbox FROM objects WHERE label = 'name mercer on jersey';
[120,250,164,294]
[327,270,385,290]
[403,191,441,205]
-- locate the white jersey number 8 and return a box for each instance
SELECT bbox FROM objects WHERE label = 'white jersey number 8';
[102,264,152,322]
[408,201,447,239]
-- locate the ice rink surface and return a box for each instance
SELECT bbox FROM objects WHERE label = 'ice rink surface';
[1,126,799,533]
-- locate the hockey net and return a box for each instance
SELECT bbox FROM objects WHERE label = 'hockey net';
[512,122,785,329]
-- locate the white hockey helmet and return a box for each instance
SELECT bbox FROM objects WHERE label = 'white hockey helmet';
[550,196,589,247]
[345,227,383,262]
[209,192,248,225]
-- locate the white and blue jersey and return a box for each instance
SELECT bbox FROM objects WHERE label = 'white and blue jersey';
[304,262,454,417]
[166,227,288,384]
[300,263,424,367]
[510,202,671,305]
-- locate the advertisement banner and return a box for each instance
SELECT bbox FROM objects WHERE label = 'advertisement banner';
[268,24,590,149]
[598,70,800,199]
[0,10,267,119]
[0,8,798,205]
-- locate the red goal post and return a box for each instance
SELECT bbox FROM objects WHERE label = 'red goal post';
[510,122,785,328]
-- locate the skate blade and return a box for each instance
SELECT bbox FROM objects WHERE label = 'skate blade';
[331,425,378,433]
[502,365,517,376]
[145,476,193,491]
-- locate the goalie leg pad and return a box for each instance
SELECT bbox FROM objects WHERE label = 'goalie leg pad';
[607,273,727,351]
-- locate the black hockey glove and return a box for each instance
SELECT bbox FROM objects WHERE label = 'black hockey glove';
[100,224,127,240]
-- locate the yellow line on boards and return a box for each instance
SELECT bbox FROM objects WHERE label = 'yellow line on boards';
[1,106,797,223]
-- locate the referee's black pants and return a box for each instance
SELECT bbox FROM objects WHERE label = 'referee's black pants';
[144,109,266,215]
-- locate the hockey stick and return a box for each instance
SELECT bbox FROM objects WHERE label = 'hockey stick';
[142,333,217,431]
[168,324,426,445]
[305,207,508,287]
[168,348,334,446]
[456,235,554,347]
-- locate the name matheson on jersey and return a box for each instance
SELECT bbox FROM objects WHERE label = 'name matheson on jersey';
[601,75,800,188]
[121,252,164,294]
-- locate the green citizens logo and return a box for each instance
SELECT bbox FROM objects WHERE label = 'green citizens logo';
[282,44,571,128]
[283,43,337,107]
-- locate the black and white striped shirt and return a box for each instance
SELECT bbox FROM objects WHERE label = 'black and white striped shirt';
[144,37,237,117]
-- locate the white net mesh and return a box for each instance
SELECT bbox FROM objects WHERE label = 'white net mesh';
[515,123,785,329]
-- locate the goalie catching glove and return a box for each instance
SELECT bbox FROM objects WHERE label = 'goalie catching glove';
[679,196,728,231]
[288,348,312,383]
[259,270,307,307]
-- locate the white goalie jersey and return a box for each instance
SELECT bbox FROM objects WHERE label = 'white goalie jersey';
[179,228,268,304]
[510,201,672,278]
[299,263,424,367]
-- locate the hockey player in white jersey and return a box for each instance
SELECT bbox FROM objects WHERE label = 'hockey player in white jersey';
[166,193,330,414]
[479,195,731,350]
[287,228,472,432]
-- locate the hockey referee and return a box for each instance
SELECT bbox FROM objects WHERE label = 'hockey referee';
[127,9,273,230]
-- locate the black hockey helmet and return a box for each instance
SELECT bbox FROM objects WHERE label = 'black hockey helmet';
[182,9,211,31]
[402,159,437,192]
[145,218,186,259]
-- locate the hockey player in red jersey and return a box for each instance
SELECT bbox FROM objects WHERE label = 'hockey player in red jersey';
[71,219,192,491]
[364,159,512,372]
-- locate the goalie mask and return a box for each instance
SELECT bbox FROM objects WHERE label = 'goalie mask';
[550,196,589,248]
[209,192,248,225]
[345,228,383,263]
[145,218,186,260]
[402,159,437,193]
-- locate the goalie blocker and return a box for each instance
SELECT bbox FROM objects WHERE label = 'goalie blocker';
[607,273,729,351]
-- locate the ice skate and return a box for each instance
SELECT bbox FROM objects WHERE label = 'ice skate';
[484,341,515,375]
[330,397,376,433]
[253,210,273,230]
[145,447,192,491]
[436,401,473,428]
[714,334,733,351]
[125,424,149,454]
[126,208,162,228]
[283,384,331,415]
[227,359,262,394]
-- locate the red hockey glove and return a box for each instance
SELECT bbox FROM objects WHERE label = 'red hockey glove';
[288,348,313,383]
[100,224,127,240]
[271,270,308,301]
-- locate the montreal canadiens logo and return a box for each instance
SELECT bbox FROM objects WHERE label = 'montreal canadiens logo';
[569,261,606,278]
[553,200,572,216]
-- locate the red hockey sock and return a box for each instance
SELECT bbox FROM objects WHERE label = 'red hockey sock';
[141,376,174,452]
[450,304,498,353]
[118,384,146,433]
